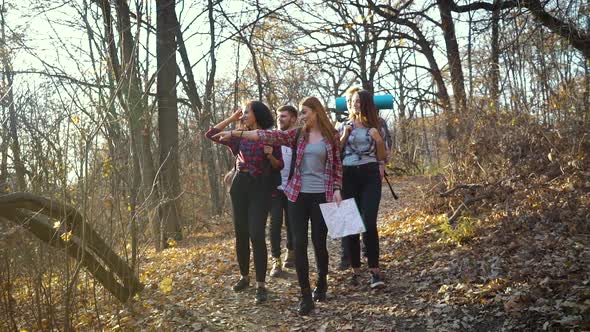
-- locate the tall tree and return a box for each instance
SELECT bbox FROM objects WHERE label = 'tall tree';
[449,0,590,60]
[438,0,467,115]
[97,0,162,253]
[489,0,501,112]
[0,5,26,191]
[202,0,222,215]
[368,0,456,140]
[157,0,183,246]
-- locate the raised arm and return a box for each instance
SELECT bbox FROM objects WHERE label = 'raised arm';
[213,128,298,149]
[211,129,260,142]
[257,129,298,148]
[215,109,242,131]
[205,109,243,153]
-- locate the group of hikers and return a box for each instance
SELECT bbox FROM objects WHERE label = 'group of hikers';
[205,87,392,315]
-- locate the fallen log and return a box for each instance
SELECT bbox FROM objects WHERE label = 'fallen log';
[0,192,143,302]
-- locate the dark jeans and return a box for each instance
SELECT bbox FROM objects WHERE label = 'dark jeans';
[230,172,272,282]
[340,236,350,263]
[288,192,329,291]
[270,190,294,258]
[342,162,382,269]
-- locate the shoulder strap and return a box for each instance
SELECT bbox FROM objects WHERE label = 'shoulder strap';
[288,128,302,180]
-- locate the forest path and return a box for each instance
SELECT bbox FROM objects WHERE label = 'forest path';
[129,175,588,331]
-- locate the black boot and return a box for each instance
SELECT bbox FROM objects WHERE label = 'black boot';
[232,276,250,292]
[297,289,315,315]
[312,275,327,302]
[255,286,268,304]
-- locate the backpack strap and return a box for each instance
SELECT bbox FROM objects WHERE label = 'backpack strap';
[287,128,302,180]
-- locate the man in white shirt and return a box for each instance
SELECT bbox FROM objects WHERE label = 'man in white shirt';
[269,105,299,276]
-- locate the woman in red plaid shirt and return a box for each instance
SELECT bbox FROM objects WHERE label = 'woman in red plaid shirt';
[206,101,283,305]
[213,96,342,315]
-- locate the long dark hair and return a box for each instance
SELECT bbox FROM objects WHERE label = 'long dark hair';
[352,90,381,131]
[246,100,274,129]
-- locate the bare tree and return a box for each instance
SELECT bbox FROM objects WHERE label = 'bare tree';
[0,4,26,191]
[157,0,183,246]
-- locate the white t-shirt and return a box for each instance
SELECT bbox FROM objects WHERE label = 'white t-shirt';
[278,145,292,191]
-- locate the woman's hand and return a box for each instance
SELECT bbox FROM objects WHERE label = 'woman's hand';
[334,189,342,206]
[212,131,233,141]
[229,108,243,122]
[379,162,385,179]
[263,145,273,156]
[344,125,352,135]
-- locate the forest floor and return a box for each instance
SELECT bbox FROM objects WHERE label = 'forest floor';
[101,176,589,332]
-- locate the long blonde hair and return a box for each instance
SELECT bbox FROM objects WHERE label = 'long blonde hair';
[300,96,338,146]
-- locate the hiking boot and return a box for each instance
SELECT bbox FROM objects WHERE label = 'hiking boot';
[313,275,327,302]
[297,290,315,316]
[312,288,326,302]
[254,287,268,304]
[283,250,295,269]
[270,257,282,277]
[232,277,250,292]
[370,271,385,289]
[350,273,360,287]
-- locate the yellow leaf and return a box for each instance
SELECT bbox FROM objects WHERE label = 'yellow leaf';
[61,231,73,242]
[167,239,177,247]
[53,221,61,229]
[71,115,80,125]
[159,277,173,294]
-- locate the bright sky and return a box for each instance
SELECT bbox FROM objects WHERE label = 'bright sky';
[5,0,551,119]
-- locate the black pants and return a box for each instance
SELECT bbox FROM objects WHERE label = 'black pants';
[269,190,294,258]
[288,192,329,291]
[230,172,272,282]
[342,163,382,269]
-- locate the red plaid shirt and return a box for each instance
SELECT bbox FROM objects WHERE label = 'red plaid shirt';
[257,129,342,203]
[206,128,283,177]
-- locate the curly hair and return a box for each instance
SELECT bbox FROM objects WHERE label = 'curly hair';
[246,100,274,129]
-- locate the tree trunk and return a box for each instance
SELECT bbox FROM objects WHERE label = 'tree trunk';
[100,0,163,250]
[438,0,467,115]
[489,0,501,112]
[0,9,26,191]
[157,0,183,246]
[174,1,223,215]
[0,193,144,299]
[203,0,222,215]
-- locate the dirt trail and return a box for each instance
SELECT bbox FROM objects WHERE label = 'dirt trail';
[129,175,588,331]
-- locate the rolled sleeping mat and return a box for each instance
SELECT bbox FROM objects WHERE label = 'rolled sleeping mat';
[335,94,394,112]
